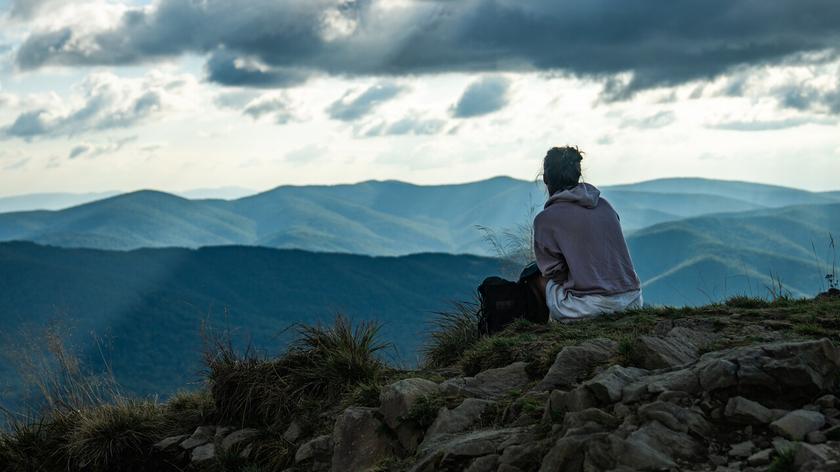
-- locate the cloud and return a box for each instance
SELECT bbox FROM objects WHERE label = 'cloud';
[774,81,840,115]
[1,70,190,140]
[363,114,446,137]
[327,82,406,122]
[67,136,136,159]
[14,0,840,97]
[619,111,676,129]
[7,0,68,19]
[241,93,298,124]
[452,76,511,118]
[707,117,836,132]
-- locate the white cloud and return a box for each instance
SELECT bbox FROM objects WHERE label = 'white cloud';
[1,69,199,140]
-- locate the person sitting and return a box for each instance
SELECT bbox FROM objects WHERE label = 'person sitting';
[533,146,642,320]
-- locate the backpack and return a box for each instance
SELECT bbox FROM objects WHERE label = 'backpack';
[478,263,549,335]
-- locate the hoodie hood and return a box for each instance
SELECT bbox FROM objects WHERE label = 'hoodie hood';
[545,183,600,209]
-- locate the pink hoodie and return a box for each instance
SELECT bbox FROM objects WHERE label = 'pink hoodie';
[533,183,640,297]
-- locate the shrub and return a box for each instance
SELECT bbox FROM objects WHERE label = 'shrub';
[207,315,389,428]
[423,302,483,369]
[65,399,168,472]
[164,389,216,434]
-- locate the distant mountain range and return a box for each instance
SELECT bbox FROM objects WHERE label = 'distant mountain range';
[0,187,257,213]
[1,177,837,255]
[0,242,499,408]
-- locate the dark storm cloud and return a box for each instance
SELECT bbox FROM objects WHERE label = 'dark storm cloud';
[451,76,511,118]
[13,0,840,97]
[775,81,840,115]
[327,82,407,121]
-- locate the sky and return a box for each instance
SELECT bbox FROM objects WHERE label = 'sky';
[0,0,839,197]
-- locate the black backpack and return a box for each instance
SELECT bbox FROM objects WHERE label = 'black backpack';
[478,263,549,335]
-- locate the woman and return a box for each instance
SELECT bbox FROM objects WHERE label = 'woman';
[533,146,642,320]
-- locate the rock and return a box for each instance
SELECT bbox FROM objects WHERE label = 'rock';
[794,443,836,469]
[464,454,499,472]
[825,424,840,440]
[441,362,530,400]
[190,443,215,463]
[499,443,544,469]
[545,387,598,421]
[283,421,304,443]
[627,420,706,462]
[696,358,739,391]
[817,394,839,409]
[636,327,714,369]
[331,407,397,472]
[611,433,678,470]
[294,434,332,464]
[180,426,216,449]
[807,430,827,444]
[623,368,701,402]
[154,434,187,451]
[539,435,590,472]
[496,465,523,472]
[417,427,528,466]
[562,408,620,436]
[379,378,440,429]
[214,426,233,441]
[221,428,259,452]
[425,398,495,441]
[584,365,647,403]
[772,437,795,455]
[637,401,711,437]
[724,396,773,424]
[746,448,773,466]
[770,409,826,440]
[728,440,754,458]
[535,338,617,391]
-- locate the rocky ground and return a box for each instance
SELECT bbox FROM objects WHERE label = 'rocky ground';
[153,296,840,471]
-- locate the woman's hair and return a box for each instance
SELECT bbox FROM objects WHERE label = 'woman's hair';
[543,145,584,195]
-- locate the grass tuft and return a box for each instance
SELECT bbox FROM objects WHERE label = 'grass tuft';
[207,314,389,428]
[423,302,483,369]
[725,295,770,309]
[65,399,167,472]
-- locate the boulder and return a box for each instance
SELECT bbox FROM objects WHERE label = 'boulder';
[728,440,754,458]
[441,362,530,400]
[294,434,332,464]
[379,378,441,429]
[771,409,826,441]
[416,427,529,468]
[154,434,188,451]
[584,365,647,403]
[283,421,304,443]
[794,442,837,469]
[637,401,711,437]
[747,448,773,466]
[610,433,677,471]
[180,426,216,449]
[724,396,773,424]
[424,398,495,441]
[190,443,215,463]
[545,387,598,421]
[332,407,397,472]
[220,428,259,452]
[636,327,714,369]
[535,339,617,391]
[562,408,620,436]
[627,420,706,462]
[464,454,499,472]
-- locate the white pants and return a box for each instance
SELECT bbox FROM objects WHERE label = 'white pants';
[546,279,643,320]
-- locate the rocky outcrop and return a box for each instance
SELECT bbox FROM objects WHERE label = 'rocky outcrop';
[156,334,840,471]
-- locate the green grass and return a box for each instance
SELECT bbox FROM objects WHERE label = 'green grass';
[423,301,483,369]
[401,394,446,429]
[768,447,796,472]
